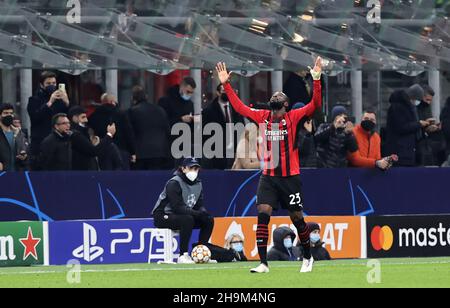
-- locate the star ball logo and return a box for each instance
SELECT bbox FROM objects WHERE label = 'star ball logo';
[371,226,394,251]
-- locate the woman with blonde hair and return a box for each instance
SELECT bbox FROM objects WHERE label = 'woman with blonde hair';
[224,234,247,262]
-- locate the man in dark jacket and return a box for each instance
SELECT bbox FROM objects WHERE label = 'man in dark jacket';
[40,113,116,171]
[267,226,302,261]
[298,223,331,261]
[158,77,197,165]
[386,84,431,167]
[0,104,29,171]
[416,86,446,166]
[315,106,359,168]
[202,84,244,170]
[89,94,136,170]
[27,71,70,170]
[69,106,99,171]
[129,86,171,170]
[158,77,196,127]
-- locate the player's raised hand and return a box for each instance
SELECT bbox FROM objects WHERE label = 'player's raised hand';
[216,62,232,84]
[310,56,323,80]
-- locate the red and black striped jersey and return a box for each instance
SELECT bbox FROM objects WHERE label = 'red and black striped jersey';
[224,80,322,177]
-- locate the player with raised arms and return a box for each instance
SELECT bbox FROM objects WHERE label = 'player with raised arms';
[216,57,323,273]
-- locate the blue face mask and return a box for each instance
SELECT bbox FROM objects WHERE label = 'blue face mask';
[180,90,192,101]
[231,243,243,253]
[310,233,321,244]
[45,85,57,95]
[182,94,192,101]
[283,238,293,249]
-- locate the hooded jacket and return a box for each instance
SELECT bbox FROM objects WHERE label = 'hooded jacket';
[267,227,301,261]
[385,90,421,166]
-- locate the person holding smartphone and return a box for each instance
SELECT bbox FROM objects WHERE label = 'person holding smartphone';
[315,105,359,168]
[27,71,70,170]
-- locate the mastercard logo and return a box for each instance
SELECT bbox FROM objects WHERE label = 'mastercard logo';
[371,226,394,251]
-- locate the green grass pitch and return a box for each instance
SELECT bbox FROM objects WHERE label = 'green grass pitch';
[0,258,449,288]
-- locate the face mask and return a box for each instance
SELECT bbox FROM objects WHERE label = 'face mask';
[283,238,293,249]
[220,93,229,102]
[361,120,376,132]
[180,90,192,101]
[45,85,57,95]
[231,243,243,253]
[1,115,14,127]
[185,171,198,182]
[414,100,421,106]
[310,233,321,244]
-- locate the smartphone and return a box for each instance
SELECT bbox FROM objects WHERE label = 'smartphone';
[58,83,66,93]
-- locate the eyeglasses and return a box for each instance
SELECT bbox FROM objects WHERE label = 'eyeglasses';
[57,122,70,126]
[230,241,243,244]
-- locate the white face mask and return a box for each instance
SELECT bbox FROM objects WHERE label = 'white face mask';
[185,171,199,182]
[414,100,421,106]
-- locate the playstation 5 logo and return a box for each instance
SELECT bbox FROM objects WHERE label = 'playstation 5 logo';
[73,224,104,262]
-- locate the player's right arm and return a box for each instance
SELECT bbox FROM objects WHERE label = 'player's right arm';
[216,62,266,123]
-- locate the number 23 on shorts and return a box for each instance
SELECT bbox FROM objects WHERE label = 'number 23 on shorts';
[289,193,302,205]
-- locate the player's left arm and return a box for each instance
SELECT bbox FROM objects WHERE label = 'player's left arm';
[291,57,323,122]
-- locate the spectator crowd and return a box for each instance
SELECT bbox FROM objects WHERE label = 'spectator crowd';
[1,71,450,172]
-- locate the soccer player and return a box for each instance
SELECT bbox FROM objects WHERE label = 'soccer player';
[216,57,323,273]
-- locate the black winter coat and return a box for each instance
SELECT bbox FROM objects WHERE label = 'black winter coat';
[128,100,170,159]
[89,105,136,155]
[40,131,72,171]
[40,130,113,171]
[27,89,69,155]
[385,90,421,166]
[267,227,301,261]
[158,85,194,127]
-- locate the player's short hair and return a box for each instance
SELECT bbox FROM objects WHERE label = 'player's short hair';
[270,92,289,104]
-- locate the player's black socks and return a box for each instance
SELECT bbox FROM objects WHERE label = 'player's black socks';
[256,213,271,266]
[294,219,312,260]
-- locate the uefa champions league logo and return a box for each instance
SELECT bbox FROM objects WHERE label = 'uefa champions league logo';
[186,194,197,208]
